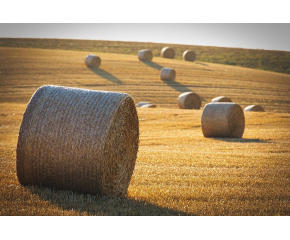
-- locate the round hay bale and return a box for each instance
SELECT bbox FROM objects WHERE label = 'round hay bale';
[85,54,101,68]
[141,104,157,108]
[244,105,265,112]
[178,92,202,109]
[183,50,196,62]
[136,102,150,107]
[160,68,176,81]
[16,85,139,197]
[138,49,153,61]
[161,47,175,59]
[211,96,232,103]
[201,103,245,138]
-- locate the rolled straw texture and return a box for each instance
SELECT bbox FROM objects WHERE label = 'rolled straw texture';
[161,47,175,59]
[244,105,265,112]
[178,92,202,109]
[16,85,139,197]
[211,96,232,103]
[160,68,176,81]
[138,50,153,61]
[201,103,245,138]
[85,54,101,68]
[183,50,196,62]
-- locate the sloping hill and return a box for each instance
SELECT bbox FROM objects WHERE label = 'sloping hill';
[1,47,290,113]
[1,46,290,216]
[1,37,290,74]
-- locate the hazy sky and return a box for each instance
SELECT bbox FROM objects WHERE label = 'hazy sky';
[1,23,289,52]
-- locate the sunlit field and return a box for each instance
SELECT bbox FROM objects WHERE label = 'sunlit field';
[1,46,290,215]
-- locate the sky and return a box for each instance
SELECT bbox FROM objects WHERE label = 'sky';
[1,23,290,52]
[1,1,290,52]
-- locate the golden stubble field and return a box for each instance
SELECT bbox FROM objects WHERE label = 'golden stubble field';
[0,46,290,216]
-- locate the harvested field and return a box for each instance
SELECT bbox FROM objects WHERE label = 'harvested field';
[0,46,290,216]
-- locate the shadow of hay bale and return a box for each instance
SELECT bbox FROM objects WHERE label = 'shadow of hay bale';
[140,60,164,70]
[161,79,193,93]
[195,62,209,66]
[88,67,123,84]
[212,138,269,143]
[140,61,201,96]
[28,186,193,216]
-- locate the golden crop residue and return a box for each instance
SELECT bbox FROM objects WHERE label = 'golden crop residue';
[0,46,290,216]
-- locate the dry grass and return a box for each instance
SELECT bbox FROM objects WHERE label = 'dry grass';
[1,46,290,215]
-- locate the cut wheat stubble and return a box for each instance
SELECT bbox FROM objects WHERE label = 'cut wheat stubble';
[16,85,139,197]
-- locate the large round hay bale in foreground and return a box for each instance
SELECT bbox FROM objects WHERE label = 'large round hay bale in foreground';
[244,105,265,112]
[160,68,176,81]
[211,96,232,102]
[138,49,153,61]
[183,50,196,62]
[161,47,175,59]
[201,103,245,138]
[178,92,202,109]
[16,85,139,197]
[85,54,101,68]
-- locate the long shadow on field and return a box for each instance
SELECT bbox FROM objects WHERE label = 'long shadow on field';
[142,61,205,101]
[195,62,209,67]
[212,138,268,143]
[28,186,193,216]
[161,79,197,94]
[162,79,206,102]
[140,60,164,70]
[88,67,123,84]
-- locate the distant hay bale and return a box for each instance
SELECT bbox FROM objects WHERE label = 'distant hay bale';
[16,85,139,197]
[211,96,232,103]
[85,54,101,68]
[141,104,157,108]
[138,49,153,61]
[161,47,175,59]
[244,105,265,112]
[201,103,245,138]
[178,92,201,109]
[136,102,150,107]
[183,50,196,62]
[160,68,176,81]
